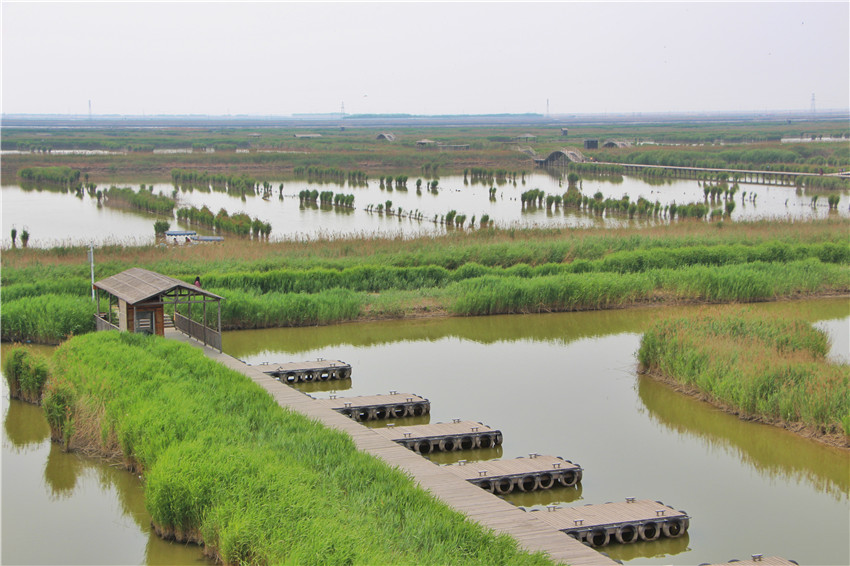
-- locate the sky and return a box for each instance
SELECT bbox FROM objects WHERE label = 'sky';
[2,2,848,116]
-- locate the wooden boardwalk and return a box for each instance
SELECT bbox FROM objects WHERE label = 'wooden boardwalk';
[314,393,430,421]
[446,455,582,494]
[168,330,616,566]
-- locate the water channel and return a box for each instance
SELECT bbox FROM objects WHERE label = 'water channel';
[4,299,847,564]
[2,172,846,247]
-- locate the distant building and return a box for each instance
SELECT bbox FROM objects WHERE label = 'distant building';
[294,133,322,139]
[513,134,537,142]
[376,133,396,142]
[416,139,438,149]
[561,128,569,137]
[583,139,599,150]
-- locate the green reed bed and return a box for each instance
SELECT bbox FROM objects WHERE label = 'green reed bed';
[638,307,850,436]
[2,249,848,339]
[211,287,363,329]
[45,332,550,565]
[448,260,848,316]
[2,348,50,404]
[0,294,95,344]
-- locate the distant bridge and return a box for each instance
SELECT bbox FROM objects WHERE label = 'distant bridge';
[533,148,588,166]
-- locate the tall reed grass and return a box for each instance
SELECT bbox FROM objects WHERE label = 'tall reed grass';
[638,307,850,436]
[0,294,95,343]
[46,332,550,565]
[2,347,50,403]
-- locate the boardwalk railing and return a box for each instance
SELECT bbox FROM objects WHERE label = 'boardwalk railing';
[94,314,119,332]
[174,312,222,351]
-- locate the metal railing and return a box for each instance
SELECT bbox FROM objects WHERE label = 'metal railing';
[174,312,222,351]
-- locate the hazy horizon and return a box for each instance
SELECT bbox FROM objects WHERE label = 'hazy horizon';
[2,2,848,117]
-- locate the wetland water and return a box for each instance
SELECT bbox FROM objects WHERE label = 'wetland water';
[226,298,849,565]
[0,346,210,565]
[2,299,847,565]
[3,172,846,247]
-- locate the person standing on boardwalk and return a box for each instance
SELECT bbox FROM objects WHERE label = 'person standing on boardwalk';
[194,276,202,289]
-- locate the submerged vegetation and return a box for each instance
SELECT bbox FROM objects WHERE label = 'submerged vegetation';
[43,331,549,565]
[104,185,175,215]
[19,166,82,185]
[638,307,850,438]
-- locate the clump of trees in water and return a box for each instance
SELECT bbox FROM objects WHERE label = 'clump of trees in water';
[292,166,367,186]
[105,186,175,215]
[176,205,270,238]
[19,166,82,186]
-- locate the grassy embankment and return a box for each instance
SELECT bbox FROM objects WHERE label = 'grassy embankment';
[2,219,848,343]
[20,332,551,565]
[637,307,850,443]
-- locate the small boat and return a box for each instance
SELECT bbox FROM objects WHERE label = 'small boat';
[164,230,223,244]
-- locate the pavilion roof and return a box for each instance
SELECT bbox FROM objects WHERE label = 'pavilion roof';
[93,267,222,305]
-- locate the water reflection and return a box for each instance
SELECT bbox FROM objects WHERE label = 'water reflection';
[44,441,81,499]
[1,351,210,566]
[637,374,849,502]
[503,484,584,508]
[226,307,654,358]
[3,396,50,449]
[603,533,691,562]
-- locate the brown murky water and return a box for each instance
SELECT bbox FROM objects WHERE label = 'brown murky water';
[226,298,850,565]
[2,299,848,564]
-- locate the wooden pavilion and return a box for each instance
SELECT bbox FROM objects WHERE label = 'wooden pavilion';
[93,267,224,351]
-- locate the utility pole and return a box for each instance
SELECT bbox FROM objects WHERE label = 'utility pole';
[88,100,92,121]
[810,93,816,114]
[88,244,95,300]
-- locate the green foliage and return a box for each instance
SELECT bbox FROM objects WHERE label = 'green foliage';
[48,332,549,564]
[41,379,77,449]
[105,186,175,214]
[0,294,95,343]
[19,166,81,185]
[2,348,49,402]
[153,220,171,234]
[213,287,363,329]
[638,308,850,435]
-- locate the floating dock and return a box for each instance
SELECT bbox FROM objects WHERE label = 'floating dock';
[315,392,430,421]
[446,454,582,494]
[261,360,351,383]
[531,498,690,547]
[704,558,798,566]
[374,420,503,454]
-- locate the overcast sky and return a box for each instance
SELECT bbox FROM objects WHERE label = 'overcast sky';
[2,2,848,116]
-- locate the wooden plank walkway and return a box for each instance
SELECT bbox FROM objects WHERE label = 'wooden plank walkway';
[446,455,582,494]
[314,393,430,420]
[167,330,616,566]
[532,499,689,547]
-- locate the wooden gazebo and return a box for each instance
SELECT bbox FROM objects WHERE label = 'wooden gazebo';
[93,267,224,351]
